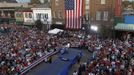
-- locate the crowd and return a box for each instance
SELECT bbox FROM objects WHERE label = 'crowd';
[85,38,134,75]
[0,25,58,75]
[0,24,133,75]
[0,25,86,75]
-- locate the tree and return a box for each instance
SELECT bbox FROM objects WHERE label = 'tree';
[131,1,134,9]
[122,1,130,8]
[41,0,48,3]
[35,20,43,30]
[30,0,41,4]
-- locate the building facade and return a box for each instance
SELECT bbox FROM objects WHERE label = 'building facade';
[15,9,34,25]
[0,1,29,24]
[90,0,115,30]
[31,5,52,30]
[32,7,52,24]
[50,0,65,28]
[89,0,115,37]
[114,0,134,40]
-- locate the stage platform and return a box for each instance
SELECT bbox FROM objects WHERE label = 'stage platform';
[32,48,82,75]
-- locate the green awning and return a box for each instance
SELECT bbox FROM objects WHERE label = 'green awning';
[115,23,134,31]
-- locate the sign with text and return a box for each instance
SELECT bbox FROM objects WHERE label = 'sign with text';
[125,16,134,24]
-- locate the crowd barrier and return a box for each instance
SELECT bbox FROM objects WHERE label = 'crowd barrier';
[20,50,59,75]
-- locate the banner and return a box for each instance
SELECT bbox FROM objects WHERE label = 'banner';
[65,0,83,29]
[115,0,122,17]
[125,16,134,24]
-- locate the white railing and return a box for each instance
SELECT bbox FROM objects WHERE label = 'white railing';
[20,50,59,75]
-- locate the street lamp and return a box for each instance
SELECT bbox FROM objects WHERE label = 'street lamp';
[90,25,98,40]
[90,25,98,32]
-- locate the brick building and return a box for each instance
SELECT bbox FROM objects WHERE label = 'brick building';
[81,0,116,37]
[89,0,115,36]
[0,1,28,24]
[50,0,65,29]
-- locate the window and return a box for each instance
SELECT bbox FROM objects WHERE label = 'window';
[36,13,41,20]
[85,6,89,10]
[44,14,48,19]
[85,13,89,21]
[40,14,48,20]
[101,0,106,4]
[58,11,62,19]
[85,10,89,21]
[16,12,23,18]
[86,0,89,5]
[29,13,32,18]
[103,11,108,21]
[56,12,59,18]
[85,0,89,10]
[53,12,56,18]
[25,13,28,18]
[16,13,20,17]
[42,14,44,19]
[1,12,5,17]
[8,13,11,18]
[55,0,59,6]
[96,11,101,21]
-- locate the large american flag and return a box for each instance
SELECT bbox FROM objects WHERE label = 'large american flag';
[65,0,83,29]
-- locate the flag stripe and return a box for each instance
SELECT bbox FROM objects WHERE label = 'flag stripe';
[69,11,71,28]
[65,0,83,29]
[76,0,79,29]
[72,11,74,28]
[69,10,73,28]
[79,0,82,29]
[74,0,76,29]
[68,11,70,28]
[66,11,68,28]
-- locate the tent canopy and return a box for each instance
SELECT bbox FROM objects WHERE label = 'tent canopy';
[115,23,134,31]
[48,28,63,34]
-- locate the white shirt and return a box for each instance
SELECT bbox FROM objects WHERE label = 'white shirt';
[66,43,70,48]
[88,73,95,75]
[73,72,77,75]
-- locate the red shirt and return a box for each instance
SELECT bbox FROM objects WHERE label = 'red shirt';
[115,70,121,75]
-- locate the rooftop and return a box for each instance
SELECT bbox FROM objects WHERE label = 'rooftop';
[0,0,17,3]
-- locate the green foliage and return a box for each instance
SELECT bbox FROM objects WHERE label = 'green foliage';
[131,1,134,9]
[35,20,43,30]
[122,1,134,9]
[114,17,124,25]
[44,0,48,3]
[122,1,130,8]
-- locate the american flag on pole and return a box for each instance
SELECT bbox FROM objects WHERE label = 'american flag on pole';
[65,0,83,29]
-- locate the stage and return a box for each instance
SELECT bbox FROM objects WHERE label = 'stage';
[31,48,82,75]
